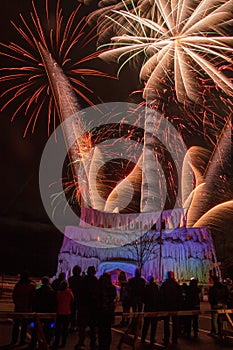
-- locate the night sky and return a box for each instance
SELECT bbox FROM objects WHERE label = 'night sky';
[0,0,232,277]
[0,0,137,276]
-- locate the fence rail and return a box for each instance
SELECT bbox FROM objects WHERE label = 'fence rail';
[0,312,56,319]
[0,309,232,350]
[114,309,233,318]
[0,309,232,320]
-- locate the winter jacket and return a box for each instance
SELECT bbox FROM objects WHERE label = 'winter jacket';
[12,280,36,312]
[143,282,160,312]
[209,282,228,306]
[187,283,201,309]
[128,276,146,302]
[160,278,182,311]
[56,288,74,315]
[33,284,56,312]
[68,275,83,307]
[79,275,99,310]
[99,283,116,315]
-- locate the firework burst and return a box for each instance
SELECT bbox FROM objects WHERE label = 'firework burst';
[1,0,232,223]
[98,0,233,103]
[86,0,233,214]
[0,0,112,137]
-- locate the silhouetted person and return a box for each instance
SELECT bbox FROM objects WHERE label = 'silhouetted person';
[118,271,130,326]
[141,276,160,346]
[52,272,66,292]
[53,280,74,349]
[225,278,233,321]
[179,282,189,336]
[11,271,36,345]
[225,278,233,308]
[98,273,116,350]
[29,276,56,348]
[68,265,82,331]
[186,278,201,338]
[75,266,99,350]
[128,268,145,312]
[208,275,228,336]
[160,271,182,347]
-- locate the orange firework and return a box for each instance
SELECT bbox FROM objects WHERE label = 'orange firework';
[0,0,114,137]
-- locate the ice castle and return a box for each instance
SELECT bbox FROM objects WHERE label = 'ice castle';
[56,207,219,283]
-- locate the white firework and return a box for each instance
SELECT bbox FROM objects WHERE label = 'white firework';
[99,0,233,103]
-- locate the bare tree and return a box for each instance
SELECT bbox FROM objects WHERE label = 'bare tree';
[124,231,159,270]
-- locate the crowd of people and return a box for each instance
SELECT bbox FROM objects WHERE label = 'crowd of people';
[11,267,116,350]
[10,267,233,349]
[118,269,201,347]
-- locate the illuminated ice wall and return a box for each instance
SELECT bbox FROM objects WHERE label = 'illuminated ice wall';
[57,208,219,283]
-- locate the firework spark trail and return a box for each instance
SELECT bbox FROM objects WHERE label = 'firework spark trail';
[181,146,211,207]
[0,0,113,136]
[193,200,233,235]
[36,42,96,207]
[84,107,145,211]
[0,0,120,211]
[83,0,232,211]
[98,0,233,104]
[1,0,232,224]
[129,87,224,143]
[104,154,142,213]
[37,45,133,211]
[84,0,162,46]
[93,105,187,213]
[50,176,81,217]
[113,105,185,212]
[187,117,233,227]
[85,0,233,218]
